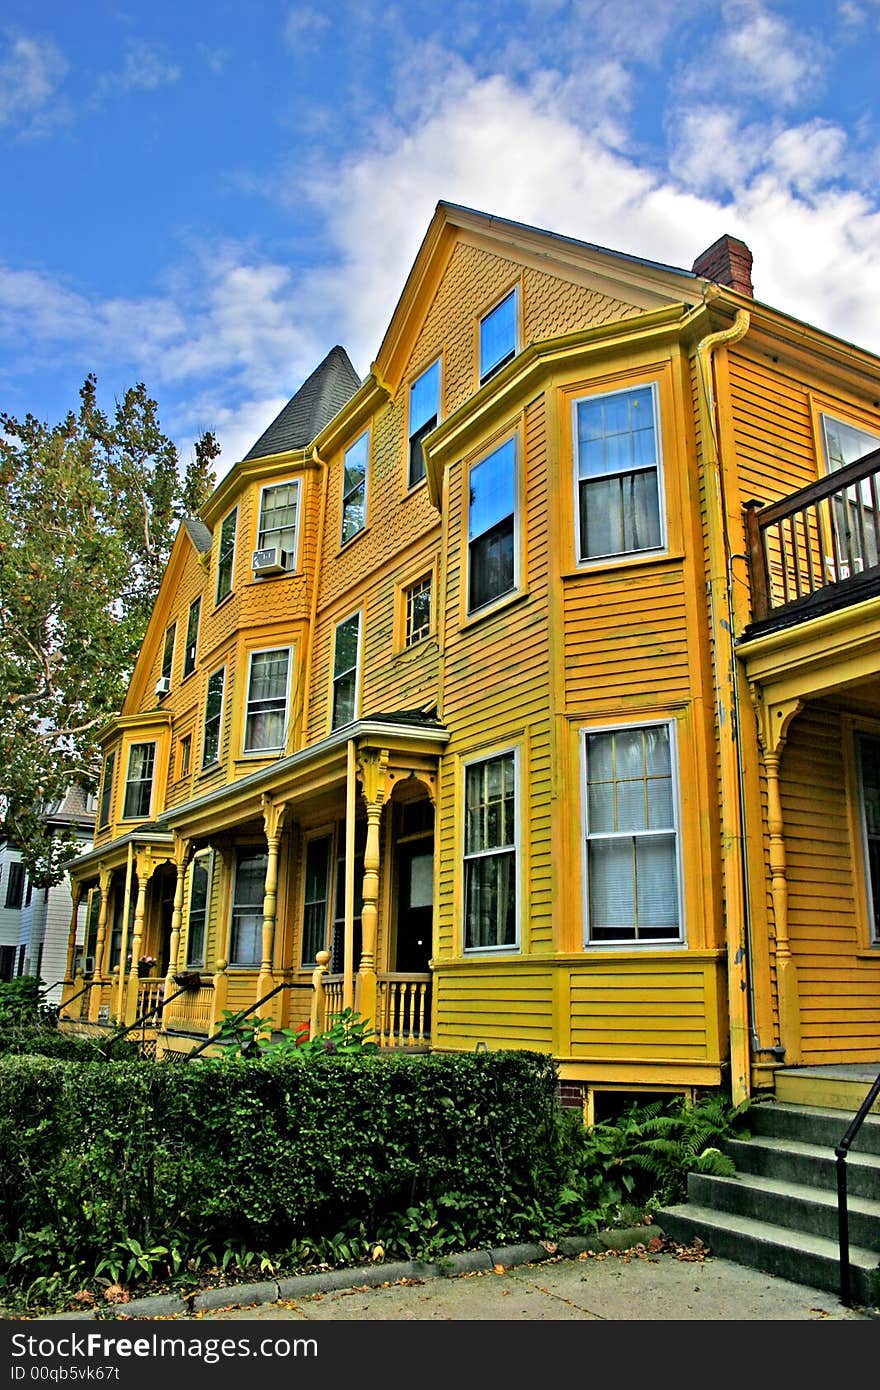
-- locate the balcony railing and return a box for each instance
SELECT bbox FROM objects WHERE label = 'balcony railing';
[744,446,880,623]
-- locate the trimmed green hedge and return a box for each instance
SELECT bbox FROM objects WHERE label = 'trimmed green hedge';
[0,1050,563,1285]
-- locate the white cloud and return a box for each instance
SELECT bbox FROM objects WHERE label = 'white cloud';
[680,0,825,108]
[98,41,181,95]
[284,6,330,51]
[4,35,880,468]
[0,33,68,132]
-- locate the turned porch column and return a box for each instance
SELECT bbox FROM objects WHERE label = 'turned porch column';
[257,795,288,1011]
[124,849,158,1025]
[88,866,113,1021]
[164,833,192,1002]
[355,748,389,1033]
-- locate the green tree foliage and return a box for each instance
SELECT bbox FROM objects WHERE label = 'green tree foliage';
[0,377,219,883]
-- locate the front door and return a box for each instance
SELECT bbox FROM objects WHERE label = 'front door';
[396,840,433,972]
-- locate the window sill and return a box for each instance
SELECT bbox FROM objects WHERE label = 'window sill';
[581,939,687,953]
[213,591,235,613]
[461,587,529,633]
[463,945,520,957]
[856,948,880,960]
[198,762,221,777]
[247,570,299,586]
[563,549,683,580]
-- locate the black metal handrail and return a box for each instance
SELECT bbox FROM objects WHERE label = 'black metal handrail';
[182,979,301,1063]
[835,1066,880,1306]
[57,980,95,1020]
[100,974,204,1058]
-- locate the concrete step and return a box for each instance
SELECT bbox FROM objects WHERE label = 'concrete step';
[747,1101,880,1157]
[775,1072,880,1115]
[657,1204,880,1307]
[687,1170,880,1249]
[725,1135,880,1199]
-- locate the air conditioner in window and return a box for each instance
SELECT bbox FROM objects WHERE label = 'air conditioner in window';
[252,546,291,577]
[154,676,171,697]
[82,956,95,975]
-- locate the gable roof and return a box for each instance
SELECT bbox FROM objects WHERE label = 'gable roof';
[242,346,362,461]
[182,516,213,553]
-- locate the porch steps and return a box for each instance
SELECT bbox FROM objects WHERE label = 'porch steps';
[774,1068,880,1116]
[657,1102,880,1308]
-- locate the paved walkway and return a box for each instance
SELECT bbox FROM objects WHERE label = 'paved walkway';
[44,1231,873,1324]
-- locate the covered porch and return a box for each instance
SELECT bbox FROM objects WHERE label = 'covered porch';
[63,715,448,1056]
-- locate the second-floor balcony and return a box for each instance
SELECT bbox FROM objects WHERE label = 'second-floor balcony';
[744,446,880,634]
[738,447,880,754]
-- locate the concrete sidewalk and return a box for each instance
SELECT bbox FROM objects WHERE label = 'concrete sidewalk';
[54,1230,875,1323]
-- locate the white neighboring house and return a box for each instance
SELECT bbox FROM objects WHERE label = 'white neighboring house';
[0,841,27,982]
[5,787,96,1005]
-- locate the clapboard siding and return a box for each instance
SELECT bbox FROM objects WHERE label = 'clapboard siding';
[781,705,880,1061]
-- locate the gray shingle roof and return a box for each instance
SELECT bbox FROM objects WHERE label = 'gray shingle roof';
[182,517,213,553]
[243,346,362,462]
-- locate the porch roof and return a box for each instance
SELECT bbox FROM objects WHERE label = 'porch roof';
[158,713,448,841]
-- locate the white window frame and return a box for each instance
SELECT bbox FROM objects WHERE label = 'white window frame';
[330,611,362,730]
[405,574,433,647]
[340,430,370,545]
[160,622,176,689]
[242,646,293,755]
[201,665,226,769]
[185,851,213,969]
[580,718,684,949]
[479,287,519,385]
[572,380,666,566]
[122,742,156,821]
[819,412,880,580]
[215,507,238,604]
[462,745,521,954]
[407,358,441,489]
[855,732,880,947]
[466,434,520,617]
[183,597,201,679]
[256,478,302,571]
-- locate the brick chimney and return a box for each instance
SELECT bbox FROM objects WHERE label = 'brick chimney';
[692,234,754,297]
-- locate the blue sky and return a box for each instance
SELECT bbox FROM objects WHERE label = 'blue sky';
[1,0,879,473]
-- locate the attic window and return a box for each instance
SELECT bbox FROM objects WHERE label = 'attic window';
[479,289,518,384]
[408,360,440,488]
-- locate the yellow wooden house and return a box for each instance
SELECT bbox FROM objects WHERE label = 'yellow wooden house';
[61,203,880,1113]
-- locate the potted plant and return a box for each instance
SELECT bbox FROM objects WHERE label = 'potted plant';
[136,955,157,978]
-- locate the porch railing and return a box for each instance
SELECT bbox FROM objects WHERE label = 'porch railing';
[136,978,165,1023]
[317,971,431,1049]
[162,979,214,1034]
[744,445,880,621]
[835,1065,880,1307]
[377,974,430,1048]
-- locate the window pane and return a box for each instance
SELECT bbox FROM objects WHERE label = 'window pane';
[465,851,516,947]
[636,835,679,930]
[469,440,515,540]
[184,598,200,677]
[480,291,516,381]
[410,361,440,435]
[469,518,514,611]
[302,836,331,965]
[230,852,266,966]
[333,618,359,677]
[589,838,635,932]
[258,482,299,557]
[341,433,368,542]
[585,723,680,943]
[576,386,661,561]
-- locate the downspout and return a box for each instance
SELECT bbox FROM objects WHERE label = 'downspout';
[694,306,755,1105]
[298,445,328,745]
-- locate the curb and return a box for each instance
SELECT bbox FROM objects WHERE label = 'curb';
[34,1227,658,1320]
